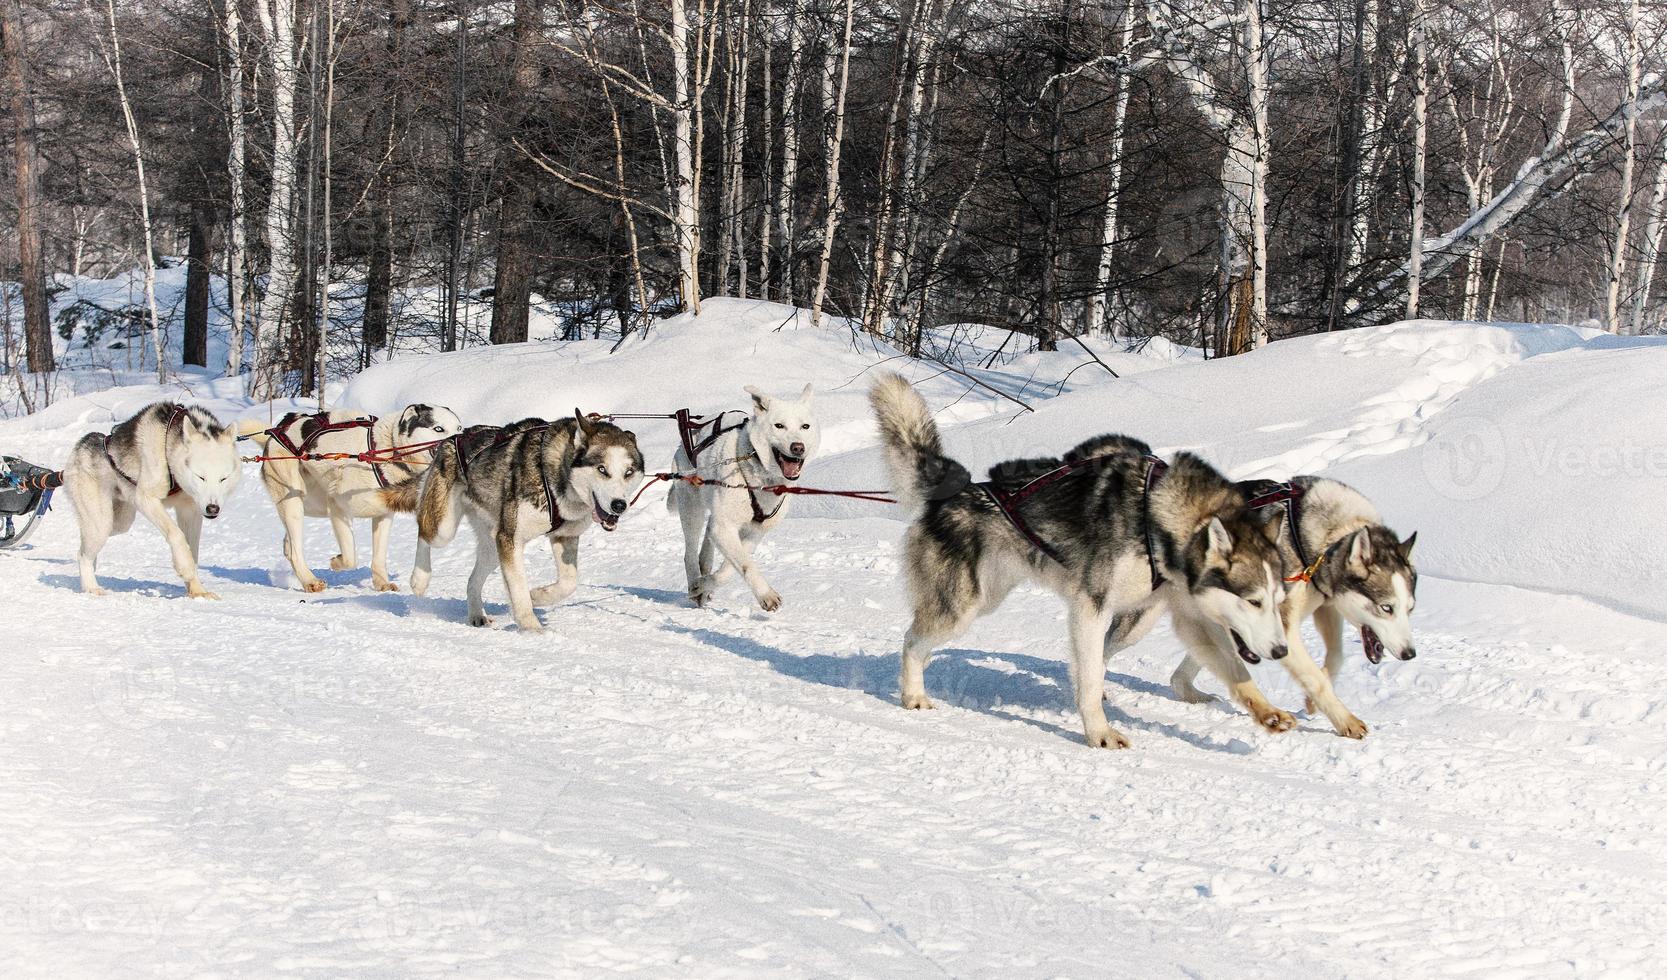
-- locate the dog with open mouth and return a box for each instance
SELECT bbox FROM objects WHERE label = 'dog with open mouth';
[411,412,644,632]
[868,372,1289,750]
[1106,476,1417,739]
[668,384,820,611]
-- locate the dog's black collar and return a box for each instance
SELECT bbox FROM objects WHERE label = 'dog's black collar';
[1140,456,1169,590]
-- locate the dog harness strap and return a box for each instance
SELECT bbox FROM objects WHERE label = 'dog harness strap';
[976,455,1115,568]
[265,412,307,457]
[107,406,184,496]
[1142,456,1168,590]
[677,409,747,469]
[750,487,784,524]
[1245,481,1316,572]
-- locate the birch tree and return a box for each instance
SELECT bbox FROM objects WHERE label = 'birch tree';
[809,0,855,328]
[1406,0,1427,318]
[2,0,51,375]
[1604,0,1642,331]
[222,0,249,378]
[1628,127,1667,334]
[1086,2,1138,340]
[88,0,165,384]
[253,0,302,398]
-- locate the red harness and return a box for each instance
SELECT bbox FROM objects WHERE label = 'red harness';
[978,454,1169,589]
[263,412,399,488]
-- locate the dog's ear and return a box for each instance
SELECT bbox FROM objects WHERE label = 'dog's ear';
[397,405,419,437]
[1347,527,1373,573]
[799,383,814,404]
[1398,531,1417,560]
[1206,516,1234,559]
[574,409,597,447]
[744,385,771,413]
[1259,507,1285,545]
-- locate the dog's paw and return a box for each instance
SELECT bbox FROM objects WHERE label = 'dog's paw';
[515,616,544,634]
[329,554,356,571]
[688,578,715,607]
[1085,726,1132,750]
[757,589,782,612]
[530,584,571,606]
[409,571,431,597]
[187,587,222,601]
[82,585,109,597]
[1333,714,1369,739]
[900,692,935,710]
[468,611,492,627]
[301,578,327,594]
[373,580,399,593]
[1252,706,1297,733]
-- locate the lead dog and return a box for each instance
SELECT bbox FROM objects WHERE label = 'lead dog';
[412,413,645,632]
[1106,476,1417,737]
[667,385,819,611]
[869,373,1289,749]
[61,402,241,598]
[238,404,460,592]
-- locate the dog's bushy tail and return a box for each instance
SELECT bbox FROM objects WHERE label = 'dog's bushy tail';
[415,438,461,542]
[868,372,970,513]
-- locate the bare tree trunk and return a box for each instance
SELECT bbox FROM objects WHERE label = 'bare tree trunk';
[314,0,337,405]
[253,0,301,397]
[362,0,406,365]
[776,0,802,303]
[443,0,468,350]
[757,8,773,300]
[1629,128,1667,334]
[1605,0,1642,331]
[1245,0,1269,347]
[809,0,855,328]
[1406,0,1426,318]
[1324,0,1369,331]
[92,0,165,383]
[1,0,51,375]
[1086,3,1136,340]
[184,205,212,367]
[223,0,249,378]
[490,0,542,345]
[670,0,701,313]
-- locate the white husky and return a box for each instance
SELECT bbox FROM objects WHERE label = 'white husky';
[668,385,820,611]
[61,402,242,598]
[238,404,460,592]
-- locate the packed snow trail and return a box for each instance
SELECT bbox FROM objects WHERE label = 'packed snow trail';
[3,306,1666,975]
[2,493,1664,977]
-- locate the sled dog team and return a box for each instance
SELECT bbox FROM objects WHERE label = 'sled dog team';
[54,374,1417,749]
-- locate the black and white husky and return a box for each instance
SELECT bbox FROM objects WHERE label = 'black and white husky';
[61,402,242,598]
[238,404,460,593]
[411,413,645,632]
[1118,476,1418,738]
[667,385,820,612]
[869,373,1289,749]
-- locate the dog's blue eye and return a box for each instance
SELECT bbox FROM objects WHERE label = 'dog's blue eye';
[433,426,445,434]
[1378,603,1393,615]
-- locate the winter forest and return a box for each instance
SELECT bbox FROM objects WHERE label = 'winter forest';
[1,0,1664,401]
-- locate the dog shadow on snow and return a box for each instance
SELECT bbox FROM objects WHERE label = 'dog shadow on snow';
[659,620,1255,755]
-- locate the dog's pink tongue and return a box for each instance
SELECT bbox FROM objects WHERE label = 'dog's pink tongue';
[780,458,803,480]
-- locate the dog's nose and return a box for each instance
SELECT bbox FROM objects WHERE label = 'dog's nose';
[205,504,220,519]
[1400,647,1417,660]
[789,442,805,456]
[1268,644,1288,660]
[609,499,627,515]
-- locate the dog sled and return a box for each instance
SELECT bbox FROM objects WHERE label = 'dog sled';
[0,455,61,550]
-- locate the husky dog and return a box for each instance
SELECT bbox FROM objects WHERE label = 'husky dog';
[1136,476,1417,738]
[61,402,241,598]
[411,413,645,632]
[869,373,1289,749]
[237,404,460,593]
[668,385,819,611]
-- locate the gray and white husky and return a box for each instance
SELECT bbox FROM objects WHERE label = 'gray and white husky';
[1111,476,1417,738]
[668,385,820,612]
[61,402,242,598]
[869,373,1289,749]
[238,404,460,593]
[411,413,645,632]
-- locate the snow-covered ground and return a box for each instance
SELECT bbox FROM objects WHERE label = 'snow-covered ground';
[2,299,1665,977]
